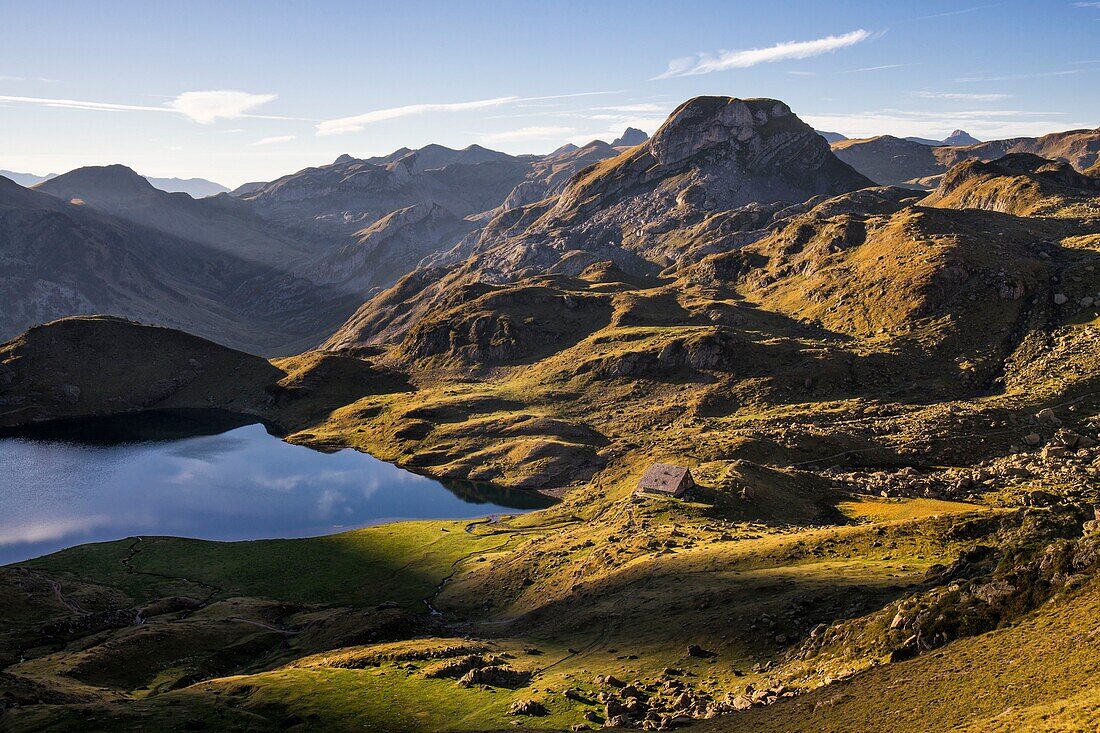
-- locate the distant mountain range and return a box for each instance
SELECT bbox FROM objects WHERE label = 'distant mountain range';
[0,170,59,187]
[144,176,230,197]
[0,169,228,198]
[904,129,982,146]
[816,129,983,147]
[833,127,1100,187]
[3,121,1097,356]
[0,130,643,352]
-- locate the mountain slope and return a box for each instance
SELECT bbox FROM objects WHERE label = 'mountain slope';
[0,174,358,354]
[612,127,649,148]
[5,168,227,197]
[303,202,477,294]
[495,139,621,212]
[943,129,981,146]
[0,316,279,425]
[922,153,1100,217]
[36,165,310,267]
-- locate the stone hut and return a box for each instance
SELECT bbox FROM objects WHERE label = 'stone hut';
[636,463,695,498]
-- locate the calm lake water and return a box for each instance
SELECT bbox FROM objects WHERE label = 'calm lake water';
[0,410,552,565]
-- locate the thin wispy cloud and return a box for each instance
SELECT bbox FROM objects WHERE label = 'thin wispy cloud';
[653,29,872,79]
[0,90,286,123]
[908,4,1001,21]
[1073,2,1100,7]
[315,91,622,136]
[954,69,1082,82]
[843,63,912,73]
[480,126,577,142]
[520,91,625,102]
[166,91,279,124]
[913,91,1011,101]
[316,97,519,136]
[590,103,669,114]
[0,75,56,83]
[251,135,296,146]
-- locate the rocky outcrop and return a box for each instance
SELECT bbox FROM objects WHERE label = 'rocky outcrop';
[546,97,872,230]
[396,283,613,366]
[0,317,281,426]
[923,153,1100,216]
[496,140,620,213]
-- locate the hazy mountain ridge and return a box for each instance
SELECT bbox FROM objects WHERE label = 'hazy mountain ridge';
[0,171,360,354]
[36,165,314,267]
[3,168,227,197]
[143,176,229,197]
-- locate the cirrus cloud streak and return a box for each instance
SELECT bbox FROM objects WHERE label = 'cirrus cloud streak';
[316,96,519,136]
[653,29,872,79]
[0,90,285,123]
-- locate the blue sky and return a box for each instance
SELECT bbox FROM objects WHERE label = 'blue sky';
[1,0,1097,186]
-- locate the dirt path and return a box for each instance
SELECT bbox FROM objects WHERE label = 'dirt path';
[226,616,297,634]
[121,537,223,621]
[422,531,516,616]
[42,575,87,616]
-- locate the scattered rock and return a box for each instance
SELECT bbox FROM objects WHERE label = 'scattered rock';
[686,644,714,658]
[510,699,548,716]
[458,665,532,688]
[1036,408,1060,426]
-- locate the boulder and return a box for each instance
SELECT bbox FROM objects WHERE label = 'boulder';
[1036,408,1060,426]
[510,699,548,716]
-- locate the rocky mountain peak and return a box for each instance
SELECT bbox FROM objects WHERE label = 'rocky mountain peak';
[943,129,981,146]
[648,97,810,167]
[542,96,872,231]
[334,154,357,165]
[612,127,649,147]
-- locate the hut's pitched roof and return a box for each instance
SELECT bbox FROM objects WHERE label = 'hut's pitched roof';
[637,463,694,496]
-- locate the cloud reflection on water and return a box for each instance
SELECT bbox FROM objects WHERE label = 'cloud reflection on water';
[0,417,551,565]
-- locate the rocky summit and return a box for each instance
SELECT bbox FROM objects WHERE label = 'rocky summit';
[2,75,1100,733]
